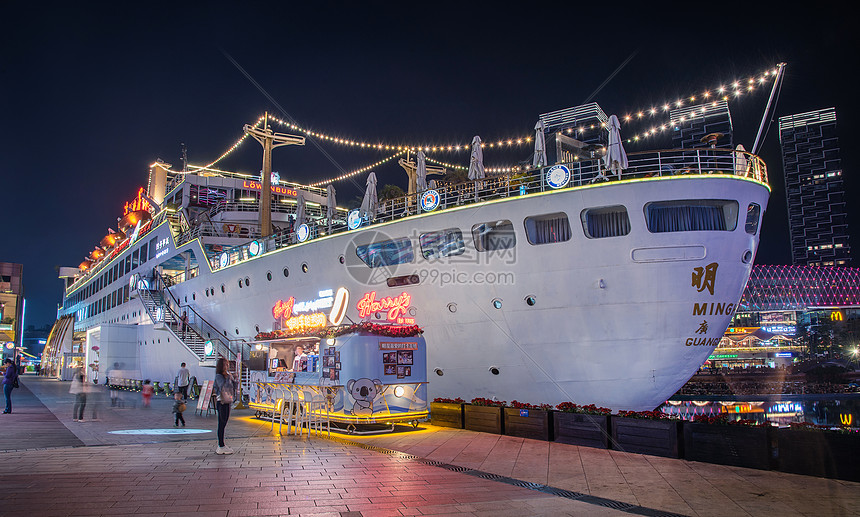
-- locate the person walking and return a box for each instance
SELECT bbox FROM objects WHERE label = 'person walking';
[141,379,154,408]
[213,358,236,455]
[70,368,87,421]
[176,362,190,400]
[172,392,186,427]
[178,310,188,339]
[3,358,19,414]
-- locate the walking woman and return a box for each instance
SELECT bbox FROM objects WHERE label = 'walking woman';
[70,367,87,421]
[3,358,19,414]
[213,358,236,455]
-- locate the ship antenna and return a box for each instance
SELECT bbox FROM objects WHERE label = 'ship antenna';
[751,63,786,155]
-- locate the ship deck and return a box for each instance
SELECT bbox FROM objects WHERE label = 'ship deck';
[5,375,857,517]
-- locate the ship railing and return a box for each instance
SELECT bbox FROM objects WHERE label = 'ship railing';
[154,272,240,363]
[207,200,349,222]
[194,147,768,274]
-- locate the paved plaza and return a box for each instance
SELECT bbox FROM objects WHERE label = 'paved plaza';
[0,375,858,516]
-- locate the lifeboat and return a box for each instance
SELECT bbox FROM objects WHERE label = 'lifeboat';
[89,247,105,261]
[79,259,93,271]
[100,229,126,249]
[118,210,151,232]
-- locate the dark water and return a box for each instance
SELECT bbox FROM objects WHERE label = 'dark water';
[662,395,860,427]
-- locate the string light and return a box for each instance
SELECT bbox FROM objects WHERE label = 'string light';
[307,150,406,187]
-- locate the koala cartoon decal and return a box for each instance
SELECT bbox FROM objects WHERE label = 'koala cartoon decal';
[346,377,383,415]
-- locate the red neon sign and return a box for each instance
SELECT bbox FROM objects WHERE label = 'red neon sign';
[123,187,152,216]
[356,291,411,321]
[272,297,295,320]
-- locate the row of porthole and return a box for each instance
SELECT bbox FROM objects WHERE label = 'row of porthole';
[434,366,501,377]
[141,337,170,345]
[446,295,537,313]
[184,263,312,304]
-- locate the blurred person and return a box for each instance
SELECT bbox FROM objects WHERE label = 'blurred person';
[70,368,87,421]
[172,391,186,427]
[213,358,236,454]
[142,379,154,408]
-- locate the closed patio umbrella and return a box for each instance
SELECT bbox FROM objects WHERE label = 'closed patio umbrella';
[603,115,628,179]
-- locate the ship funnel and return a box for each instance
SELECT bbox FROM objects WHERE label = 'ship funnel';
[148,159,170,206]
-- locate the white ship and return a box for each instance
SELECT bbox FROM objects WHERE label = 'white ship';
[44,104,771,411]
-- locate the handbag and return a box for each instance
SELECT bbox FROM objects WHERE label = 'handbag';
[177,402,187,413]
[219,386,233,404]
[12,377,19,389]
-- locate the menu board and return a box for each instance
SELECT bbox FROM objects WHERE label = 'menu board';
[196,380,214,414]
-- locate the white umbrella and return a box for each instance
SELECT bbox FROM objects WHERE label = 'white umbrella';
[295,193,307,228]
[603,115,628,179]
[468,135,485,180]
[326,184,337,233]
[532,119,547,168]
[734,144,749,176]
[416,151,428,192]
[429,179,437,190]
[360,172,378,220]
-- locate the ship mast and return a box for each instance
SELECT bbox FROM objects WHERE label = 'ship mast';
[751,63,786,155]
[244,112,305,238]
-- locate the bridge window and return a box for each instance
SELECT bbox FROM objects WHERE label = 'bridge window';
[420,228,465,259]
[356,237,414,268]
[745,203,761,235]
[472,220,516,252]
[524,213,572,245]
[581,206,631,238]
[645,200,738,233]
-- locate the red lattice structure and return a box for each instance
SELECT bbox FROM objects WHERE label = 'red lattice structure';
[738,265,860,311]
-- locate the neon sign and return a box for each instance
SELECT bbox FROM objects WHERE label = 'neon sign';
[271,290,335,333]
[272,297,295,320]
[840,413,853,426]
[123,187,152,216]
[356,291,412,322]
[242,180,298,197]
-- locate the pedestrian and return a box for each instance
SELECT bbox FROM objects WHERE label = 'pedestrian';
[172,392,186,427]
[70,368,87,421]
[107,362,120,407]
[213,358,236,455]
[179,311,188,339]
[3,358,19,414]
[175,362,190,400]
[142,379,154,408]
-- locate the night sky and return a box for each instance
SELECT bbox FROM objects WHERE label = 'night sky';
[2,3,857,328]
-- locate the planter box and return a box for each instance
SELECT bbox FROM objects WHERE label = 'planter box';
[554,412,610,449]
[504,408,552,441]
[777,429,860,481]
[430,402,464,429]
[610,417,682,458]
[684,423,773,470]
[464,404,504,434]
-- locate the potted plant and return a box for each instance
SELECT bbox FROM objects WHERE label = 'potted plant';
[611,410,683,458]
[553,403,612,448]
[777,422,860,481]
[504,401,554,441]
[430,397,465,428]
[684,414,773,470]
[464,397,506,434]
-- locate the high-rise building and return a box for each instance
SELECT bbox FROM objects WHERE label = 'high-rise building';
[670,99,733,149]
[0,262,24,358]
[778,108,850,266]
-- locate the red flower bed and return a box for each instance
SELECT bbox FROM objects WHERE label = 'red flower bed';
[470,397,507,407]
[616,410,674,420]
[510,400,553,410]
[433,397,464,404]
[556,402,611,415]
[255,321,423,340]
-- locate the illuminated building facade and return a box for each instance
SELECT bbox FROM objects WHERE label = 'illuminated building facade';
[0,262,24,358]
[779,108,851,266]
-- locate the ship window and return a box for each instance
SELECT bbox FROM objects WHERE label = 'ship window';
[472,220,516,252]
[420,228,465,260]
[645,199,738,233]
[139,242,148,264]
[283,267,290,278]
[132,249,139,268]
[148,237,157,260]
[581,206,631,238]
[745,203,761,235]
[524,213,572,245]
[356,237,414,268]
[266,271,272,281]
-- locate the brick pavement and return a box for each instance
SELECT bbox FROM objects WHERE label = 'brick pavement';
[2,375,859,516]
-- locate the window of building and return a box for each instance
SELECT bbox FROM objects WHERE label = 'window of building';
[472,220,516,252]
[645,200,738,233]
[745,203,761,235]
[356,237,414,268]
[581,206,631,238]
[139,242,149,265]
[524,212,572,245]
[419,229,465,259]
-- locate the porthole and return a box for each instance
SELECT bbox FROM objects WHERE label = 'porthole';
[339,255,345,264]
[447,303,457,313]
[302,263,309,273]
[205,289,209,297]
[192,293,196,300]
[221,284,225,293]
[255,325,260,333]
[492,298,503,309]
[525,295,536,306]
[223,330,228,337]
[408,306,417,316]
[235,328,240,335]
[742,249,753,264]
[283,267,290,278]
[238,279,243,289]
[184,295,188,303]
[244,277,250,287]
[489,366,500,375]
[434,368,444,376]
[266,271,272,281]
